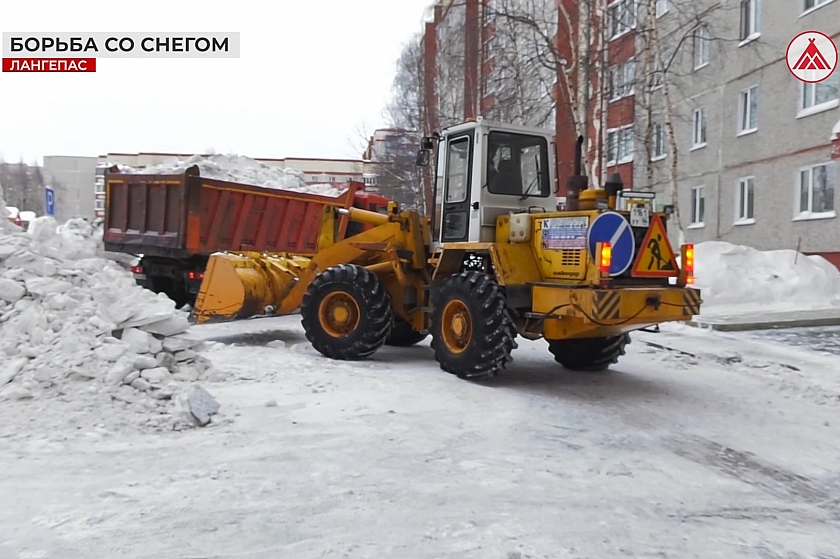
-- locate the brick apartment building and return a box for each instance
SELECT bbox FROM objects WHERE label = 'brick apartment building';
[420,0,638,199]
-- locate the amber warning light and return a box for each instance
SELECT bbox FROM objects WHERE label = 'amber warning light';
[684,245,695,285]
[600,243,612,277]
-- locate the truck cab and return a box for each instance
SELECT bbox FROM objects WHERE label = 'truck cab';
[421,117,557,245]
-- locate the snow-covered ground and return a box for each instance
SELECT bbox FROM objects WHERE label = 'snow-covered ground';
[2,315,839,559]
[119,154,347,197]
[693,241,840,316]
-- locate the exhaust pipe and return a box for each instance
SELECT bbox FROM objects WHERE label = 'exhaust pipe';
[566,135,588,211]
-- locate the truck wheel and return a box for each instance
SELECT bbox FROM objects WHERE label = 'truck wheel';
[547,334,631,372]
[301,264,393,360]
[386,319,428,347]
[431,271,518,380]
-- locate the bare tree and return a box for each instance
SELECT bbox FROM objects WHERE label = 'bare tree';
[633,0,747,239]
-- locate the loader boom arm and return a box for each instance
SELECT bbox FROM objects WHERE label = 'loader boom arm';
[192,209,430,324]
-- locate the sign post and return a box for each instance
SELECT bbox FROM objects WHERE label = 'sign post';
[45,185,55,216]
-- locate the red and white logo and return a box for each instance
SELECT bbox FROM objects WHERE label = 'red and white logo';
[786,31,838,83]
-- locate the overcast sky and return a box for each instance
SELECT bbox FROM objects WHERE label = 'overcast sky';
[0,0,432,164]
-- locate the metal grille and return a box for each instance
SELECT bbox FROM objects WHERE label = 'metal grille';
[560,249,583,266]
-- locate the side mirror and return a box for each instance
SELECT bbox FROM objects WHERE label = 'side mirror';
[416,149,431,167]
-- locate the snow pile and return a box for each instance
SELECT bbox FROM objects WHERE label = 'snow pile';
[123,154,347,197]
[0,209,221,432]
[694,241,840,315]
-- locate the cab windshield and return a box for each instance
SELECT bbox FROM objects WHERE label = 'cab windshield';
[486,132,550,198]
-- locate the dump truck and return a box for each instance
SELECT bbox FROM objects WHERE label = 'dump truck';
[192,118,702,378]
[102,165,390,308]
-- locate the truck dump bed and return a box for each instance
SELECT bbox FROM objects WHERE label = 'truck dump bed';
[104,166,359,258]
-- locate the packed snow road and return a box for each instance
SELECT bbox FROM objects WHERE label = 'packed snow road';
[1,317,839,559]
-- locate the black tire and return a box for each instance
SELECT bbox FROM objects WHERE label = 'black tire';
[431,271,518,380]
[386,319,429,347]
[547,334,631,372]
[151,276,188,309]
[300,264,393,360]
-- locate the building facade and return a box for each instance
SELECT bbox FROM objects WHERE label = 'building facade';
[420,0,637,200]
[635,0,840,267]
[41,156,98,222]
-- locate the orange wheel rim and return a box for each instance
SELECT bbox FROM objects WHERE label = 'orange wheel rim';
[318,291,361,337]
[441,299,472,354]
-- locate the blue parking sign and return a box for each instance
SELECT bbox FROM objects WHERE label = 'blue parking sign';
[45,186,55,216]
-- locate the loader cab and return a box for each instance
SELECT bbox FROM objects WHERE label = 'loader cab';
[419,118,557,244]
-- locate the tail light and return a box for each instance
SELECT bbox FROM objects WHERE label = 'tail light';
[130,265,142,274]
[684,244,695,285]
[600,242,612,277]
[187,271,205,281]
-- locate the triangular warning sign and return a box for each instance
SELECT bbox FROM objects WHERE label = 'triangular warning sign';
[632,214,678,277]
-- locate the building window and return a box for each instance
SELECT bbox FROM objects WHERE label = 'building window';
[652,122,667,161]
[649,50,669,91]
[694,25,710,69]
[95,182,105,194]
[692,108,707,148]
[609,60,636,101]
[608,0,637,39]
[800,73,839,115]
[607,125,635,165]
[691,187,705,226]
[739,0,760,42]
[804,0,833,13]
[94,199,105,210]
[738,86,758,135]
[798,162,836,217]
[736,177,755,223]
[656,0,669,17]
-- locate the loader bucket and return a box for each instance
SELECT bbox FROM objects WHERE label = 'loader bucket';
[192,252,310,324]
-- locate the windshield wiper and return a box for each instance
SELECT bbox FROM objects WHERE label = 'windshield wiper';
[520,153,542,200]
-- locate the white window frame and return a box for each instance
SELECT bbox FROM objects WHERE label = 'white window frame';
[651,122,667,161]
[739,0,760,45]
[656,0,669,17]
[94,199,105,210]
[608,0,637,40]
[801,0,836,17]
[689,186,706,228]
[95,182,105,194]
[795,162,836,221]
[738,85,758,136]
[694,25,710,70]
[691,107,707,149]
[735,176,755,225]
[606,124,635,166]
[609,60,636,101]
[649,50,669,91]
[797,74,840,118]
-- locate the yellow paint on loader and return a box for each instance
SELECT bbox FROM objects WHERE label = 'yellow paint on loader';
[189,117,703,380]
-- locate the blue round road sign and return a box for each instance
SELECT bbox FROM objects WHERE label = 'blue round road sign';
[586,211,635,276]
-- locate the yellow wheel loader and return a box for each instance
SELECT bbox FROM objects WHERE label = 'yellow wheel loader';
[192,117,701,380]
